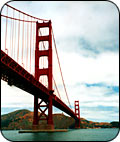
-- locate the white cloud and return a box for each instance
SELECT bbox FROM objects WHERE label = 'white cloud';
[58,51,119,86]
[68,84,119,107]
[1,80,34,108]
[81,110,119,122]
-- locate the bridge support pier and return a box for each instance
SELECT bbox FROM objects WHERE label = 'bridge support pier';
[47,90,54,129]
[32,92,54,130]
[75,119,80,128]
[33,96,38,126]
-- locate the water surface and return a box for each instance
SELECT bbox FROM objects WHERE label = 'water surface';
[1,128,119,141]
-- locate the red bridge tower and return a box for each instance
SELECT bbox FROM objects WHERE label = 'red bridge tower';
[75,101,80,128]
[33,20,54,130]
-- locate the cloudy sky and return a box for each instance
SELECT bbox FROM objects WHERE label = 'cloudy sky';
[1,1,119,122]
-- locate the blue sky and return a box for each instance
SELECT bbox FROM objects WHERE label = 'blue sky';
[1,1,119,122]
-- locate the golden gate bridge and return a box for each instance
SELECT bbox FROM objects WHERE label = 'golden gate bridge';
[1,3,80,130]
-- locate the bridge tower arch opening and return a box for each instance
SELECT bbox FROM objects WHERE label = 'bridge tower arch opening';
[33,20,54,130]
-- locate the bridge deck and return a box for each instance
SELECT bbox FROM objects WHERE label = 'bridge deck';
[1,50,78,120]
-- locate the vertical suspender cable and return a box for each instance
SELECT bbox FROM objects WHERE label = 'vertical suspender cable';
[25,16,27,70]
[14,14,16,60]
[17,12,20,62]
[30,17,32,73]
[11,9,14,57]
[10,15,13,56]
[33,18,35,76]
[26,16,29,71]
[22,14,24,66]
[5,5,8,54]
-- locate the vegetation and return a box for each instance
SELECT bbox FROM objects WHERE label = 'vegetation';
[1,109,119,130]
[110,122,119,128]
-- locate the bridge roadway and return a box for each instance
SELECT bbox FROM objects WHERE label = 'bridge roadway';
[1,50,79,121]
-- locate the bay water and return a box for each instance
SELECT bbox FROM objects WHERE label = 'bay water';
[1,128,119,141]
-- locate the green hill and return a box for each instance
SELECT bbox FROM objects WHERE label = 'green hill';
[1,109,119,130]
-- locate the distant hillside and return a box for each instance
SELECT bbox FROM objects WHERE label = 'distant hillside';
[1,109,33,130]
[1,109,119,130]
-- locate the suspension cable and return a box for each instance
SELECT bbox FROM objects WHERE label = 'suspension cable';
[53,77,61,100]
[52,28,71,108]
[5,4,49,22]
[1,14,36,23]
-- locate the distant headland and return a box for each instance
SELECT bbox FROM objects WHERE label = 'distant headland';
[1,109,119,130]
